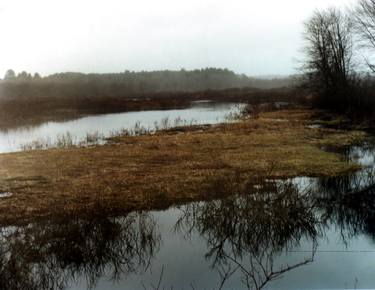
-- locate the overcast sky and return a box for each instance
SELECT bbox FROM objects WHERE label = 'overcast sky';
[0,0,357,77]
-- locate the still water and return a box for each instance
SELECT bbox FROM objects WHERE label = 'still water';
[0,101,242,153]
[2,141,375,289]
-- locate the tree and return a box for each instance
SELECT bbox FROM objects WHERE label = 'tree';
[4,69,16,80]
[17,71,32,81]
[303,8,354,109]
[353,0,375,72]
[33,73,41,80]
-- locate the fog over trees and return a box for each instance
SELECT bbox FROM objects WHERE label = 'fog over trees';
[0,68,294,100]
[4,0,375,117]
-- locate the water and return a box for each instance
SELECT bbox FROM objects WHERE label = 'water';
[2,141,375,289]
[0,101,242,153]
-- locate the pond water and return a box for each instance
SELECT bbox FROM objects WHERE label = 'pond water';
[2,140,375,289]
[0,101,242,153]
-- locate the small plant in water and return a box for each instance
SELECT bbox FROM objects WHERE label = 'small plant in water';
[224,104,250,121]
[83,131,104,145]
[20,138,52,151]
[20,132,77,151]
[55,132,75,148]
[160,116,170,130]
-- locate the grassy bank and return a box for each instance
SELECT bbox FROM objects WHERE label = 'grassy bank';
[0,109,366,225]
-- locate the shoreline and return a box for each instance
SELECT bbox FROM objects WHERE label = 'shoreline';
[0,108,366,226]
[0,87,299,130]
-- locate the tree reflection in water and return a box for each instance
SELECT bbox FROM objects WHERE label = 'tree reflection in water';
[309,144,375,244]
[315,168,375,243]
[173,160,375,290]
[175,181,320,290]
[0,212,160,290]
[2,144,375,289]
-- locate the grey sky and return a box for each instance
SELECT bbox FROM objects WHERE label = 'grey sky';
[0,0,357,77]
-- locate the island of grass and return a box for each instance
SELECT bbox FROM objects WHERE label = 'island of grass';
[0,109,366,225]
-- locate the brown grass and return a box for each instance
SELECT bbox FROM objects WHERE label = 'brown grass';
[0,109,366,225]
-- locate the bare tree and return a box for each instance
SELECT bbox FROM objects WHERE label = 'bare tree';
[353,0,375,72]
[303,8,354,109]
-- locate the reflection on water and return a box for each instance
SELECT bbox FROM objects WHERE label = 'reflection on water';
[2,143,375,289]
[0,102,242,153]
[0,213,160,290]
[174,181,318,290]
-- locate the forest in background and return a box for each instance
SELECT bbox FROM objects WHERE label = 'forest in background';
[0,68,295,100]
[0,67,301,130]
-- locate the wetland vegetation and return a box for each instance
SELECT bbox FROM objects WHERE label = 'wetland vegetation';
[4,0,375,289]
[0,108,366,225]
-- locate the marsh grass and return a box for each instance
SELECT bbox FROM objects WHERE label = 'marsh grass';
[224,102,294,122]
[82,131,104,145]
[17,101,259,152]
[0,109,366,225]
[20,116,216,151]
[20,133,76,151]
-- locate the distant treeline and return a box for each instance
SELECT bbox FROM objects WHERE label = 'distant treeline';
[0,85,303,129]
[0,68,295,99]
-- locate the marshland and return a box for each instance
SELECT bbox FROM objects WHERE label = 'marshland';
[3,0,375,289]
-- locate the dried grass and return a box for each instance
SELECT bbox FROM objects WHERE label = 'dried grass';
[0,109,366,225]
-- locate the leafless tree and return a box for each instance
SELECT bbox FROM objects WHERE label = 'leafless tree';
[353,0,375,72]
[303,8,354,109]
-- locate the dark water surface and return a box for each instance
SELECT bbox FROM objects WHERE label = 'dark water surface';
[2,140,375,290]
